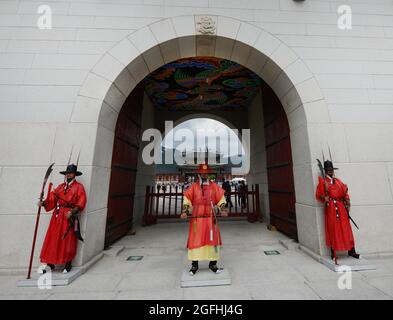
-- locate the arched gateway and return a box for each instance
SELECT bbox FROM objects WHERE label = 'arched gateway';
[69,15,330,266]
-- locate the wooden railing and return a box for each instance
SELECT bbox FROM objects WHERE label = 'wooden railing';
[143,184,261,225]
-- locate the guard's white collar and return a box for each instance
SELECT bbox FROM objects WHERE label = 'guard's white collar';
[326,175,335,183]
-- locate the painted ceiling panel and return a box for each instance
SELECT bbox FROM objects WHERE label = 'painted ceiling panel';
[143,57,261,111]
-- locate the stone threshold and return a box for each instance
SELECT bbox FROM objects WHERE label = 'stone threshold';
[299,245,377,272]
[16,252,103,287]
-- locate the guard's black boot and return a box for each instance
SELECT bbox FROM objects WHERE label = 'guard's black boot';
[189,261,198,276]
[209,261,223,274]
[331,248,338,265]
[63,261,72,273]
[348,247,360,259]
[41,263,55,274]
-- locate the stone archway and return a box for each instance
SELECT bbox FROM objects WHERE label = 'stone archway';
[70,15,331,266]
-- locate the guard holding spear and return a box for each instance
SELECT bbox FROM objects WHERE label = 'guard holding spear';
[37,151,87,274]
[316,149,360,265]
[180,164,228,275]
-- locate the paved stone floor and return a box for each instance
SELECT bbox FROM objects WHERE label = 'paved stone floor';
[1,221,393,300]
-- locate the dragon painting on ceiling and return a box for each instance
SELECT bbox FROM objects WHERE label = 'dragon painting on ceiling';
[143,57,261,111]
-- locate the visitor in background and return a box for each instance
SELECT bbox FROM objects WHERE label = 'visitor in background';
[222,178,233,208]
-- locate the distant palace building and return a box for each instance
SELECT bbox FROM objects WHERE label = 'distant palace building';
[155,147,246,184]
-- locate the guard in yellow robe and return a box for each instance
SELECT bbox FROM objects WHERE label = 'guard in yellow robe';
[180,164,228,275]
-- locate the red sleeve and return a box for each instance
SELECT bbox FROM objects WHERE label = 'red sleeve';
[315,176,326,203]
[338,179,350,201]
[75,183,87,211]
[183,183,195,203]
[212,182,225,205]
[43,185,62,212]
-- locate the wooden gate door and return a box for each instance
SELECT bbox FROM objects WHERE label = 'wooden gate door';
[105,83,144,247]
[262,81,298,240]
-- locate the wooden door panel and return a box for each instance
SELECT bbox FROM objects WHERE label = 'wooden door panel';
[265,120,287,146]
[111,141,139,167]
[262,81,298,240]
[108,197,134,222]
[105,83,144,247]
[266,138,292,166]
[267,166,294,191]
[108,169,136,195]
[117,119,141,146]
[269,193,295,216]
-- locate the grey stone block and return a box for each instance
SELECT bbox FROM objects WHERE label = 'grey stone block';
[321,256,377,272]
[16,252,103,287]
[16,268,83,287]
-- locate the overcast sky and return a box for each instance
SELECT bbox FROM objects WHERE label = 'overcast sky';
[162,118,245,157]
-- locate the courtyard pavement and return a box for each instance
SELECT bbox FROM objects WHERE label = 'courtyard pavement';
[1,220,393,300]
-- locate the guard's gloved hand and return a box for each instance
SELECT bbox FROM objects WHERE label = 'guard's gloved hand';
[180,212,187,219]
[219,204,228,216]
[181,205,191,219]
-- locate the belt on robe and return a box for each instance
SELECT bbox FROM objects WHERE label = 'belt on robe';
[327,198,344,219]
[54,204,74,218]
[328,198,345,202]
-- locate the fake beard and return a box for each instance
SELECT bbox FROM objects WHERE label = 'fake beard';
[198,175,207,184]
[66,177,74,183]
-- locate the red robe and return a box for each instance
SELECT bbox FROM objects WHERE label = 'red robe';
[183,181,225,250]
[40,180,87,264]
[315,176,355,251]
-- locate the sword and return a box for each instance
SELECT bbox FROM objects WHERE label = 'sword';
[211,201,221,253]
[62,214,84,241]
[343,185,359,230]
[347,209,359,230]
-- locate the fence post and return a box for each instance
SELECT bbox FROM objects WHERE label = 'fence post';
[248,184,260,223]
[143,185,157,226]
[143,186,150,225]
[255,184,261,222]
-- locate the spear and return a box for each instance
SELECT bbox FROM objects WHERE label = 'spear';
[64,145,74,183]
[328,143,334,178]
[76,148,81,167]
[27,163,55,279]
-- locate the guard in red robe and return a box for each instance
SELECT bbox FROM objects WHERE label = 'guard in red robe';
[38,164,87,273]
[315,160,360,264]
[180,164,228,275]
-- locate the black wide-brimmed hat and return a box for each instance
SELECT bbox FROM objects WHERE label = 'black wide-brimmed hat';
[323,160,338,170]
[60,164,82,176]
